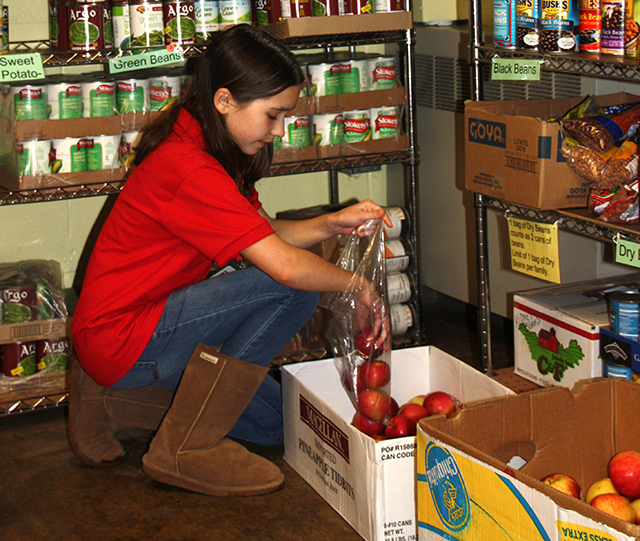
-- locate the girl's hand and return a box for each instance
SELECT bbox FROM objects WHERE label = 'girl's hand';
[329,200,393,236]
[353,278,391,353]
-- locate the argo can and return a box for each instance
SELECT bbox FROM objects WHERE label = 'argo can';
[343,109,371,143]
[579,0,601,52]
[111,0,131,49]
[312,113,345,146]
[340,58,369,93]
[311,0,342,16]
[494,0,517,48]
[11,84,48,121]
[68,2,106,52]
[516,0,539,49]
[148,74,181,111]
[36,337,71,372]
[218,0,252,29]
[1,341,37,377]
[49,0,59,50]
[86,134,120,170]
[369,56,397,90]
[16,140,52,176]
[82,79,117,117]
[281,0,312,17]
[1,281,37,323]
[370,106,400,140]
[307,61,342,96]
[390,303,414,336]
[609,292,640,341]
[539,0,579,53]
[194,0,219,41]
[163,0,196,46]
[50,137,88,173]
[344,0,374,13]
[56,1,71,51]
[129,0,165,48]
[47,81,83,119]
[116,78,150,113]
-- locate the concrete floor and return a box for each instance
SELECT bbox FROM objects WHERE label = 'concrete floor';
[0,293,515,541]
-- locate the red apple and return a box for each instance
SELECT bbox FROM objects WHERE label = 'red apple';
[609,451,640,499]
[407,394,426,405]
[341,368,357,393]
[423,391,456,417]
[585,477,619,505]
[358,360,391,390]
[540,473,581,499]
[591,493,635,523]
[385,414,417,439]
[398,402,430,425]
[352,412,385,437]
[357,389,392,422]
[388,396,399,418]
[354,327,384,361]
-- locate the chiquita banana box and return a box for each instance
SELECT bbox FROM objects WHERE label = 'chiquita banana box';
[416,378,640,541]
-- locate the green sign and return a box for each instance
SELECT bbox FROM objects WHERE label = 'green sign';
[109,47,184,74]
[0,53,45,82]
[615,237,640,269]
[491,58,541,81]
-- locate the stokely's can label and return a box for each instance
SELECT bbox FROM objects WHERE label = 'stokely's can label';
[279,116,311,148]
[50,137,89,173]
[341,59,369,93]
[82,80,116,117]
[516,0,539,49]
[11,85,48,121]
[307,61,342,96]
[539,0,579,53]
[2,341,37,377]
[68,3,106,51]
[111,0,132,49]
[149,75,181,111]
[86,134,120,170]
[312,113,345,146]
[37,337,71,372]
[1,281,37,323]
[369,56,397,90]
[16,140,52,176]
[129,0,165,48]
[163,0,196,45]
[494,0,517,48]
[47,81,83,119]
[579,0,601,52]
[218,0,252,29]
[194,0,219,40]
[371,106,400,140]
[116,78,150,113]
[343,109,371,143]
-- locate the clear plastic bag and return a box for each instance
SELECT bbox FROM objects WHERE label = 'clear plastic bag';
[321,219,393,430]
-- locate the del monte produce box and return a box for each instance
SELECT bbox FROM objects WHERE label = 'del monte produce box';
[281,346,514,541]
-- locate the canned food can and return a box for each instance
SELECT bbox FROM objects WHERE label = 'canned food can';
[1,5,8,54]
[120,131,141,167]
[280,116,311,148]
[11,84,48,121]
[148,75,181,111]
[311,0,343,16]
[369,56,397,90]
[218,0,252,29]
[111,0,131,49]
[2,341,37,377]
[281,0,312,17]
[625,0,638,57]
[49,0,59,50]
[68,2,106,51]
[36,279,63,320]
[307,61,342,96]
[390,303,413,336]
[266,0,282,23]
[116,78,150,113]
[374,0,403,11]
[385,240,410,273]
[579,0,601,52]
[539,0,578,52]
[129,0,165,48]
[383,206,409,239]
[343,109,371,143]
[516,0,539,49]
[163,0,196,45]
[16,140,52,176]
[601,0,625,55]
[341,58,369,93]
[494,0,517,48]
[85,134,120,170]
[82,80,117,117]
[371,106,400,140]
[36,337,71,372]
[344,0,373,13]
[50,137,88,173]
[47,81,83,119]
[312,113,345,146]
[103,5,114,48]
[386,273,412,304]
[1,281,37,323]
[609,292,640,341]
[194,0,219,41]
[57,2,71,51]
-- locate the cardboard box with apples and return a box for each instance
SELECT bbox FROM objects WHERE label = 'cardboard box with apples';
[281,346,514,541]
[416,377,640,541]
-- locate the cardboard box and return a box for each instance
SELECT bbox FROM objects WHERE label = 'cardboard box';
[514,273,640,389]
[281,346,514,541]
[0,318,69,345]
[416,377,640,541]
[600,325,640,380]
[465,92,640,209]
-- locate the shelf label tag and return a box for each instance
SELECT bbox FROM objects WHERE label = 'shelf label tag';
[615,236,640,268]
[0,53,45,82]
[109,46,184,74]
[491,58,540,81]
[507,217,560,283]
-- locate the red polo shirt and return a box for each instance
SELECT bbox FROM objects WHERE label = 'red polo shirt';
[72,108,275,386]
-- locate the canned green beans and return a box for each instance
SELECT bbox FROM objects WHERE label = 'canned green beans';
[47,81,82,119]
[129,0,164,48]
[11,84,47,121]
[82,80,117,117]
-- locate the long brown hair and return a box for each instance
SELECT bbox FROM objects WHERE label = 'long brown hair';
[134,25,304,195]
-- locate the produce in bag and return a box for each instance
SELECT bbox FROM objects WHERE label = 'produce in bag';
[321,219,393,431]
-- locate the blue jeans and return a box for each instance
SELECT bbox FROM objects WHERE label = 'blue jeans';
[111,266,320,446]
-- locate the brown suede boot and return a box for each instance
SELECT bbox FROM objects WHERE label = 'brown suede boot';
[67,356,174,468]
[142,344,285,497]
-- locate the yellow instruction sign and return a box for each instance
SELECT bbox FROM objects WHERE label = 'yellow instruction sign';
[508,217,560,283]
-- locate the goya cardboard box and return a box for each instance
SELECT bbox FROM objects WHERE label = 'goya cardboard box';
[416,377,640,541]
[281,346,514,541]
[514,274,640,389]
[464,92,640,209]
